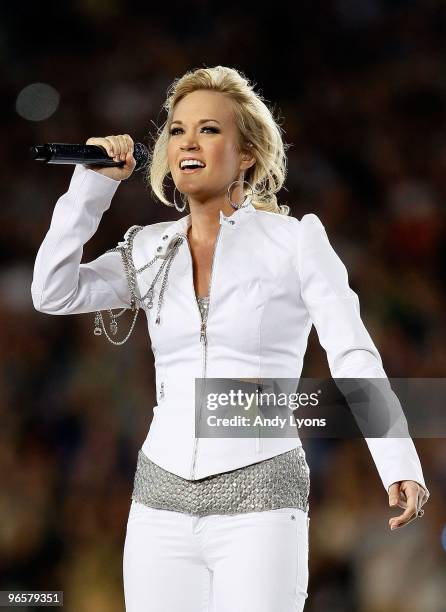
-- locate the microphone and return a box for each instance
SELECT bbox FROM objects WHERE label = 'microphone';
[29,142,149,172]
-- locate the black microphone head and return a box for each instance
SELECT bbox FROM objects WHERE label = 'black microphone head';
[133,142,149,172]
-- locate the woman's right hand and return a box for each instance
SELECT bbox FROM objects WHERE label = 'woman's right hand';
[84,134,136,181]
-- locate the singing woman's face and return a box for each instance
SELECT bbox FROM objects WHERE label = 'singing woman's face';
[168,89,251,202]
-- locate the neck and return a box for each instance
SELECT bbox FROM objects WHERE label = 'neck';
[187,192,243,244]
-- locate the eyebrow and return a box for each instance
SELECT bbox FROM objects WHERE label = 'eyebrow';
[170,118,221,125]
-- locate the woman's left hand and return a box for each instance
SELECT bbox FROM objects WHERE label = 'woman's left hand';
[388,480,430,531]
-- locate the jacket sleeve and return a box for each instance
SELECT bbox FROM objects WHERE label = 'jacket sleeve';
[31,164,135,315]
[296,213,429,497]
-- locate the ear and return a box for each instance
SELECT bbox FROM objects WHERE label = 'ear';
[239,145,256,172]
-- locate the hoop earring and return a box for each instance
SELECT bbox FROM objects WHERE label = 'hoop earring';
[173,187,187,212]
[227,179,255,210]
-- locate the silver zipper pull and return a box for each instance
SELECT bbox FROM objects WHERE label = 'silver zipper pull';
[94,312,103,336]
[200,322,207,343]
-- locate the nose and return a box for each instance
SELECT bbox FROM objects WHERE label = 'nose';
[180,141,199,151]
[179,132,199,150]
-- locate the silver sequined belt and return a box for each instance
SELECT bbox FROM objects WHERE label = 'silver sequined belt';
[131,446,310,517]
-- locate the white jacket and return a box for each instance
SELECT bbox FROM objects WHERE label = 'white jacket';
[31,164,428,494]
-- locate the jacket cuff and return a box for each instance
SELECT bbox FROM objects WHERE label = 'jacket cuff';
[365,437,427,494]
[70,163,121,199]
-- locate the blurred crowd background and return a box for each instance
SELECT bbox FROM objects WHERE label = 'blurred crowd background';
[1,1,445,611]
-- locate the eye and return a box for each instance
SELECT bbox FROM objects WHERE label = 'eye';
[169,126,220,136]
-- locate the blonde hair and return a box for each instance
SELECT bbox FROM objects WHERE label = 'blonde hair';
[146,66,291,215]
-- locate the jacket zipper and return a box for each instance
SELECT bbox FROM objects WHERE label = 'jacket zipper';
[187,226,223,479]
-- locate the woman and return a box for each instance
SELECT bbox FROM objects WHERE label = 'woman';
[31,66,429,611]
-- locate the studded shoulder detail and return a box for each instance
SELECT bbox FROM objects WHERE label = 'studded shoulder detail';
[93,226,184,346]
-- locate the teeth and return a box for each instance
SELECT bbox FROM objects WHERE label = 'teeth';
[180,159,205,169]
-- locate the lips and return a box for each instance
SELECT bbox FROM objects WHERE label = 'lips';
[180,166,205,174]
[179,158,206,169]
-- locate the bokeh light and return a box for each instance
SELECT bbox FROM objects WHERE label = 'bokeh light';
[15,83,60,121]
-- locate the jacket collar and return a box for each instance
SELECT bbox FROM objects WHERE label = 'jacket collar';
[153,196,256,256]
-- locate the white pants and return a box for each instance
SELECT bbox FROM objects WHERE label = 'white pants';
[123,500,310,611]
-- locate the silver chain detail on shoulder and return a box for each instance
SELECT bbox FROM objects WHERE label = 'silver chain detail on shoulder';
[93,227,185,346]
[93,224,144,346]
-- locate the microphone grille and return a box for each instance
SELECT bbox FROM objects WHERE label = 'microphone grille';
[133,142,149,172]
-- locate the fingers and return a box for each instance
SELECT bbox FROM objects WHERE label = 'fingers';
[389,484,419,530]
[388,482,400,508]
[396,487,408,509]
[389,503,417,530]
[124,134,134,156]
[117,135,127,160]
[419,485,430,508]
[85,137,115,158]
[86,135,134,161]
[105,136,124,161]
[109,134,134,161]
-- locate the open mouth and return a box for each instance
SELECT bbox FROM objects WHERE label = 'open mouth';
[179,160,206,173]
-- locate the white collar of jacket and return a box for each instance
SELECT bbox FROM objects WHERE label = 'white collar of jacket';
[153,195,256,256]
